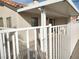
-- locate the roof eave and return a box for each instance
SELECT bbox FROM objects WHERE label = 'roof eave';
[17,0,63,12]
[66,0,79,14]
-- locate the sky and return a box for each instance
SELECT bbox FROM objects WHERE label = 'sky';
[13,0,79,9]
[12,0,45,4]
[72,0,79,9]
[12,0,33,4]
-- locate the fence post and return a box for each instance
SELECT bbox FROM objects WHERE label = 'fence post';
[49,24,52,59]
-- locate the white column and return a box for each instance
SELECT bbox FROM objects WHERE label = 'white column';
[40,7,48,59]
[40,7,47,51]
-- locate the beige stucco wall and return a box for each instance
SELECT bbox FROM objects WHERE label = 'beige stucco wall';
[0,6,33,28]
[0,6,35,48]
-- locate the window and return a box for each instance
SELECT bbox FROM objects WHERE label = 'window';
[0,17,3,27]
[6,17,12,28]
[31,17,38,26]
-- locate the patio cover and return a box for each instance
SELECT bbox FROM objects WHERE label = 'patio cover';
[17,0,79,17]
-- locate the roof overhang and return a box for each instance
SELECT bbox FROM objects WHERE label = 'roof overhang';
[17,0,79,17]
[17,0,63,12]
[67,0,79,13]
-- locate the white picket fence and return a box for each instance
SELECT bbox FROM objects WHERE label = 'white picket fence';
[0,24,70,59]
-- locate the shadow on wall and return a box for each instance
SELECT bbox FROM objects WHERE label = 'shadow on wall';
[70,40,79,59]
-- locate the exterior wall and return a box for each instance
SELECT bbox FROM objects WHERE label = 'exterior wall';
[0,6,35,48]
[46,17,68,25]
[55,17,68,25]
[68,16,79,57]
[0,6,33,28]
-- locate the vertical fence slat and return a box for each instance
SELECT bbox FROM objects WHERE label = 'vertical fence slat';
[59,27,60,59]
[40,28,44,59]
[61,26,63,59]
[60,27,62,59]
[34,29,37,59]
[26,30,30,59]
[49,24,52,59]
[6,33,11,59]
[55,27,57,59]
[2,33,7,59]
[0,33,5,59]
[64,26,66,59]
[12,34,16,59]
[58,26,60,59]
[53,27,55,59]
[44,27,48,59]
[40,28,44,52]
[15,32,19,59]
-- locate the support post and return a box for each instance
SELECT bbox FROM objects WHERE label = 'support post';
[40,7,48,59]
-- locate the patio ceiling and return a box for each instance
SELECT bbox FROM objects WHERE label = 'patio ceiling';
[45,1,78,17]
[17,0,79,17]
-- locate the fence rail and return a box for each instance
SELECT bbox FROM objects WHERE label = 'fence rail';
[0,24,70,59]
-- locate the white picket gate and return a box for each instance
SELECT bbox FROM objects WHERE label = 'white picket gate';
[0,24,70,59]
